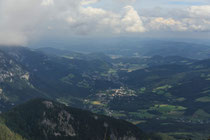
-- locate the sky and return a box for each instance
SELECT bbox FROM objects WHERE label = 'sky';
[0,0,210,46]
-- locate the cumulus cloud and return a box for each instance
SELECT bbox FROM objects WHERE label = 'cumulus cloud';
[41,0,54,6]
[0,31,27,46]
[145,17,187,31]
[0,0,209,46]
[115,0,136,3]
[65,5,145,34]
[81,0,99,5]
[0,0,146,46]
[0,0,81,46]
[0,0,54,46]
[139,4,210,33]
[122,6,145,32]
[188,5,210,18]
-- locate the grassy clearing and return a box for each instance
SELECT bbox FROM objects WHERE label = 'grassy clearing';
[150,104,186,114]
[0,123,26,140]
[129,110,155,119]
[62,56,74,59]
[152,85,172,95]
[108,68,117,74]
[56,98,69,106]
[155,133,177,140]
[91,101,105,106]
[201,89,210,94]
[131,120,147,125]
[111,113,127,118]
[176,97,186,102]
[155,85,172,90]
[167,132,209,140]
[196,96,210,102]
[138,87,146,94]
[193,109,210,119]
[145,75,160,81]
[61,74,75,85]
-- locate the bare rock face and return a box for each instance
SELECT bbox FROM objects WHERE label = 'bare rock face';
[0,50,43,112]
[110,131,139,140]
[57,110,75,136]
[110,133,138,140]
[41,101,76,137]
[42,101,54,109]
[0,51,29,83]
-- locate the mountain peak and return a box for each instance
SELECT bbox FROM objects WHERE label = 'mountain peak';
[2,98,148,140]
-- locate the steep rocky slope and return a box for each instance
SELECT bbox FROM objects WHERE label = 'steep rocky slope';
[1,99,152,140]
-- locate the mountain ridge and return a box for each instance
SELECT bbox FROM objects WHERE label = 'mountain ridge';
[1,98,154,140]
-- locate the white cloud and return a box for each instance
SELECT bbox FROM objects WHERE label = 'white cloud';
[115,0,136,3]
[0,0,80,46]
[0,31,27,46]
[188,5,210,18]
[41,0,54,6]
[65,5,145,34]
[0,0,146,46]
[138,4,210,33]
[66,17,76,24]
[0,0,47,46]
[0,0,209,46]
[81,0,99,5]
[122,6,145,32]
[80,7,107,16]
[146,17,187,31]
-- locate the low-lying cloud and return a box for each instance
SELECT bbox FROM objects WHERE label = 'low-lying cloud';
[0,0,145,46]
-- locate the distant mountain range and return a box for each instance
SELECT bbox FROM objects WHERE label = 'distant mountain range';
[36,40,210,59]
